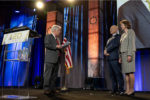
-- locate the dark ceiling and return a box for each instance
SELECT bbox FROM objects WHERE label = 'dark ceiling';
[0,0,88,20]
[0,0,88,9]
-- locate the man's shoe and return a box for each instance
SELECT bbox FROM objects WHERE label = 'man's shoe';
[111,91,117,94]
[119,92,124,96]
[106,91,116,94]
[44,90,50,95]
[52,90,60,94]
[61,87,68,91]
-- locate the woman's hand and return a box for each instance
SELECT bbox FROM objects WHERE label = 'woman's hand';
[119,58,122,63]
[127,56,132,62]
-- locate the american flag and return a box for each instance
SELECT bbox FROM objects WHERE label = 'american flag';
[62,37,73,74]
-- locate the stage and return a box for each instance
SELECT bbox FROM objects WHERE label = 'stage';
[0,0,150,100]
[1,89,150,100]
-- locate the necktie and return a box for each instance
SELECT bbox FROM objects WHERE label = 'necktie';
[56,38,60,45]
[146,0,150,11]
[56,38,60,56]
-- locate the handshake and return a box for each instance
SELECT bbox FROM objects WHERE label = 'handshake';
[56,41,71,49]
[56,45,63,49]
[104,50,109,56]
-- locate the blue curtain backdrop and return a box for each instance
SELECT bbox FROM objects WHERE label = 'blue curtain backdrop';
[103,0,117,89]
[61,3,88,88]
[2,8,35,86]
[103,0,150,91]
[0,7,12,86]
[134,50,150,91]
[0,7,44,86]
[30,20,45,85]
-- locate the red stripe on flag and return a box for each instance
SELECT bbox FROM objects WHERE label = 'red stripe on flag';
[62,37,73,74]
[68,46,72,61]
[66,54,71,67]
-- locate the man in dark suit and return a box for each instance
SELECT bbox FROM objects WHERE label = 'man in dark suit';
[44,25,62,95]
[104,25,124,95]
[118,0,150,49]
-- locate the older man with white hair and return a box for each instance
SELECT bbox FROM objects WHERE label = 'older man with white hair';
[44,25,62,95]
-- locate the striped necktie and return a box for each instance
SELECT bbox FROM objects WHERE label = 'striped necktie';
[107,36,114,45]
[56,38,60,45]
[56,38,60,56]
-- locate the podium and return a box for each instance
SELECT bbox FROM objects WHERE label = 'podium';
[0,26,41,99]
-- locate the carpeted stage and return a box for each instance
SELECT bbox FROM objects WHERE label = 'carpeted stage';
[1,89,150,100]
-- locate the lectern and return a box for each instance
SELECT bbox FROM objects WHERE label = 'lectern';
[0,26,41,99]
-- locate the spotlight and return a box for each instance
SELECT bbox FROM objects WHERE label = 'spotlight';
[68,0,74,2]
[33,8,36,12]
[15,10,20,13]
[36,1,44,9]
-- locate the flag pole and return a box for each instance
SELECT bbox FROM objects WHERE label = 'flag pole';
[61,7,70,91]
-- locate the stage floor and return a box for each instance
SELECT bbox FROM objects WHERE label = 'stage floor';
[0,89,150,100]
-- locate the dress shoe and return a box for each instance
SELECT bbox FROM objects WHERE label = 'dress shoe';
[127,92,135,96]
[119,92,124,96]
[61,87,68,91]
[110,91,117,94]
[44,90,50,95]
[106,91,117,94]
[52,90,60,94]
[123,93,127,96]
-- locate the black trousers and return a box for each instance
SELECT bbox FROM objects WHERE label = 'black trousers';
[43,62,59,91]
[108,60,124,92]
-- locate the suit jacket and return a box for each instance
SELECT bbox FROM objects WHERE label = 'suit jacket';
[118,0,150,49]
[44,34,60,63]
[119,29,136,56]
[105,34,121,61]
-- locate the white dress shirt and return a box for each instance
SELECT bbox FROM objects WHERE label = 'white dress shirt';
[51,33,56,39]
[112,33,118,37]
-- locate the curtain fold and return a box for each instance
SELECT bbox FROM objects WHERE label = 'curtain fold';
[61,3,88,88]
[0,7,43,86]
[30,20,45,85]
[134,50,150,91]
[103,0,117,90]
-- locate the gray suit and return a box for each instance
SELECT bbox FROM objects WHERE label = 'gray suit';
[120,29,136,55]
[44,34,60,63]
[44,34,60,91]
[120,29,136,73]
[118,0,150,49]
